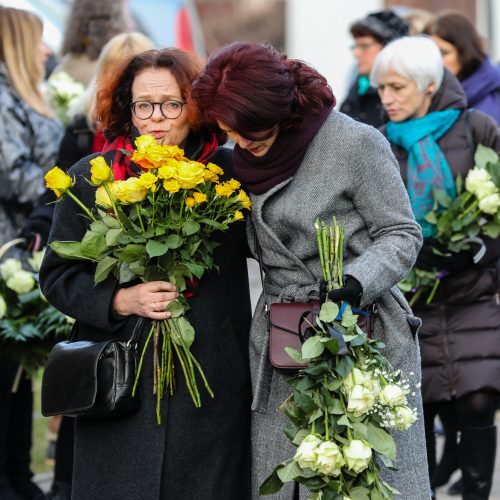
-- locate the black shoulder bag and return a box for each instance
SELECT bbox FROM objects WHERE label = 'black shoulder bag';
[41,317,145,419]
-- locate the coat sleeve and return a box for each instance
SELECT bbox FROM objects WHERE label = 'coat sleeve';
[470,110,500,153]
[343,126,423,305]
[39,156,124,332]
[0,95,47,204]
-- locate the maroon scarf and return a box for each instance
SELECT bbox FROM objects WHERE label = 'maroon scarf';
[233,105,334,194]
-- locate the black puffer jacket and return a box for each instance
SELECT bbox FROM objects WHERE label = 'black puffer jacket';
[340,79,385,128]
[382,71,500,404]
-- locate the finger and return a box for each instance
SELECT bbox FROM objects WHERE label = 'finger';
[149,310,172,320]
[148,281,177,292]
[152,291,179,303]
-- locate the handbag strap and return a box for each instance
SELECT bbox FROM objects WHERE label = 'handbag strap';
[250,216,270,313]
[68,317,145,347]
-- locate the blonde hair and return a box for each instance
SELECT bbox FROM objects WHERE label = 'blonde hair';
[0,7,53,118]
[69,32,154,126]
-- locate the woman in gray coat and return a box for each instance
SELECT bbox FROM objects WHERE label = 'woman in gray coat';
[192,41,430,499]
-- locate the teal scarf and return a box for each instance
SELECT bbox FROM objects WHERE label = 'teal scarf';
[357,75,371,96]
[386,109,460,237]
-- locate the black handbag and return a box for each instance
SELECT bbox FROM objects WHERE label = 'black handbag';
[41,317,145,419]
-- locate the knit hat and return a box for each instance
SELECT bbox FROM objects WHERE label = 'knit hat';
[350,10,409,45]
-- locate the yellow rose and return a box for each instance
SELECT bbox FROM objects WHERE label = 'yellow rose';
[203,169,219,182]
[233,210,244,221]
[207,162,224,175]
[227,178,241,190]
[95,185,113,208]
[192,192,207,204]
[237,189,251,209]
[115,177,148,204]
[138,172,158,191]
[157,164,178,179]
[89,156,113,185]
[45,167,74,197]
[132,135,185,170]
[215,182,235,198]
[176,161,205,189]
[163,179,181,193]
[185,197,195,207]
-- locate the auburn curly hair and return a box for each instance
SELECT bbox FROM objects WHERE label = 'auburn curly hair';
[95,48,205,141]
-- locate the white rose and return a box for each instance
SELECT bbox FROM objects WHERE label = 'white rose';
[293,434,322,470]
[378,384,407,407]
[392,406,417,431]
[315,441,345,477]
[343,368,372,391]
[0,295,7,319]
[6,270,35,294]
[28,249,46,273]
[343,440,372,474]
[0,258,22,280]
[465,168,492,197]
[479,193,500,215]
[347,384,375,416]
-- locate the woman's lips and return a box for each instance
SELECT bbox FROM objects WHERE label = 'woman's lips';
[149,130,167,138]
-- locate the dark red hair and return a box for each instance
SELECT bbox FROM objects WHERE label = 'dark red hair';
[95,48,205,141]
[191,42,335,139]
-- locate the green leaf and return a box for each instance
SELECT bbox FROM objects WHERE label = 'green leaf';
[370,486,384,500]
[49,241,93,261]
[94,256,117,284]
[165,301,185,318]
[184,262,205,279]
[101,214,121,229]
[146,240,169,258]
[90,220,110,234]
[284,347,304,364]
[259,468,284,495]
[319,302,339,322]
[337,414,351,427]
[353,422,368,440]
[349,486,370,500]
[475,144,499,169]
[165,234,184,249]
[276,461,302,482]
[301,335,324,359]
[424,211,438,224]
[80,231,107,260]
[175,316,195,348]
[433,188,452,208]
[118,263,136,284]
[367,422,396,461]
[328,398,344,415]
[199,218,224,229]
[105,228,123,246]
[335,356,354,378]
[183,219,200,236]
[482,223,500,239]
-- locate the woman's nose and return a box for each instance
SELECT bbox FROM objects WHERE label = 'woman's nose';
[237,136,252,149]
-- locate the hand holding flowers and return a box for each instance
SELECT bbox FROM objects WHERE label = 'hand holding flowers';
[399,145,500,305]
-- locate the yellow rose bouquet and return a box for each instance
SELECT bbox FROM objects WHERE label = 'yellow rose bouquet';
[45,134,251,423]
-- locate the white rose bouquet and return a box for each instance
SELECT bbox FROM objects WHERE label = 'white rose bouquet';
[399,145,500,305]
[260,218,418,499]
[0,247,73,377]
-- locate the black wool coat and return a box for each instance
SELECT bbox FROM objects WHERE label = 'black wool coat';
[339,79,386,128]
[40,139,252,500]
[381,71,500,404]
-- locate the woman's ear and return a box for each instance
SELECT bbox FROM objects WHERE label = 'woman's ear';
[426,82,437,96]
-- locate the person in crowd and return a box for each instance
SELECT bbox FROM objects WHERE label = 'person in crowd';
[51,0,132,86]
[339,10,408,128]
[0,6,64,500]
[371,36,500,500]
[425,11,500,124]
[39,48,252,500]
[192,41,429,499]
[31,31,154,500]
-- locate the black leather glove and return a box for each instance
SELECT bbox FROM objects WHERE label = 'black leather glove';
[320,276,362,306]
[416,238,472,272]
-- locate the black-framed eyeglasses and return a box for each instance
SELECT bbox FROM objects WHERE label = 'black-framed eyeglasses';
[131,100,186,120]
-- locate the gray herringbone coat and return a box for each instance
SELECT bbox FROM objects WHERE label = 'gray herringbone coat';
[248,110,431,499]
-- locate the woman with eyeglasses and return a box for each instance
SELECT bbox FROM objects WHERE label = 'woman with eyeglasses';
[40,48,252,500]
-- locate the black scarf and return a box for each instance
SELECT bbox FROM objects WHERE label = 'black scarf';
[233,104,333,194]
